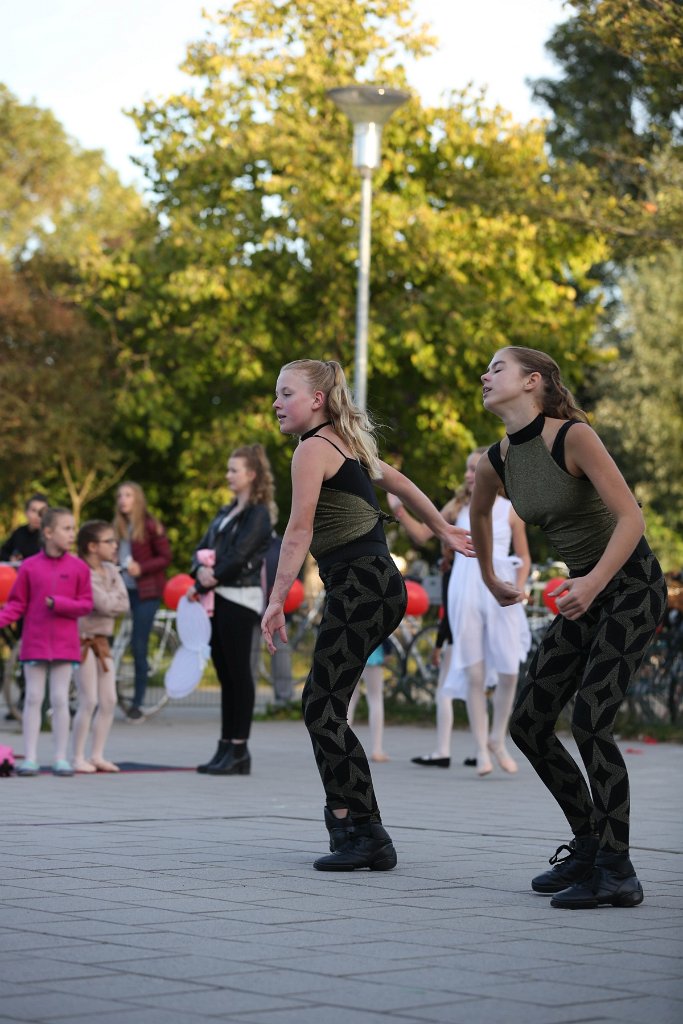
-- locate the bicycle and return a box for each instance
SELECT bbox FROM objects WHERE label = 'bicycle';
[111,609,179,717]
[383,618,441,705]
[623,609,683,725]
[2,625,81,726]
[1,626,23,723]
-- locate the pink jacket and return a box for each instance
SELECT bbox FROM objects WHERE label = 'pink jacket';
[0,552,93,662]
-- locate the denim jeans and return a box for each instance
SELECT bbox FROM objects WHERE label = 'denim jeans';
[127,590,161,709]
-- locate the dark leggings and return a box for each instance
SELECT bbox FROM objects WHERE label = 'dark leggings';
[211,595,260,740]
[510,550,667,853]
[302,554,407,824]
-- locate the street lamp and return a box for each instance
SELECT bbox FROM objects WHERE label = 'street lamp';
[327,85,409,411]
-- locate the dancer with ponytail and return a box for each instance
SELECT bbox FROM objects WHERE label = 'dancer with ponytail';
[262,359,474,871]
[472,346,666,908]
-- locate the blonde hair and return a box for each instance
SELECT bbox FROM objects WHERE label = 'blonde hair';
[231,443,277,524]
[281,359,382,478]
[441,446,488,523]
[114,481,148,543]
[504,347,588,423]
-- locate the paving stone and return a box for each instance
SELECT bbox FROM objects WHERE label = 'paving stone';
[1,714,681,1024]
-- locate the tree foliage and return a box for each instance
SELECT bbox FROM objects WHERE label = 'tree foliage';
[588,246,683,566]
[531,1,682,252]
[71,0,609,562]
[0,86,143,525]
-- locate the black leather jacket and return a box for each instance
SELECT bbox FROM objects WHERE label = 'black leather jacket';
[192,502,271,591]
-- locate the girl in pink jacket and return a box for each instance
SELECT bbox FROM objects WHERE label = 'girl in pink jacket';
[0,508,92,776]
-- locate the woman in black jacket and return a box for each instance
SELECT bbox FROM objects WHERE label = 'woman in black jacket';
[193,444,275,776]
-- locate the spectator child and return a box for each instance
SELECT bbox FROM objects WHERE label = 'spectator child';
[72,521,130,773]
[0,508,92,776]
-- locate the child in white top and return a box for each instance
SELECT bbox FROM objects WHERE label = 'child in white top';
[72,521,130,772]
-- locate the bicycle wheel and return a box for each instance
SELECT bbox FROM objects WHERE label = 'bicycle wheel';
[401,623,440,705]
[2,642,23,723]
[625,636,671,724]
[2,647,78,725]
[115,621,178,716]
[378,636,408,701]
[669,648,683,724]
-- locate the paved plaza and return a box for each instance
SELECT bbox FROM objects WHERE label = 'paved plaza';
[1,704,682,1024]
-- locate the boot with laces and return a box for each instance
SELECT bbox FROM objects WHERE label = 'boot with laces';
[551,851,644,909]
[314,820,397,872]
[531,834,599,894]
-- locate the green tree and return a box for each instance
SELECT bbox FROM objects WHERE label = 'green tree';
[530,1,682,250]
[588,246,683,566]
[80,0,609,563]
[0,86,143,524]
[0,261,131,524]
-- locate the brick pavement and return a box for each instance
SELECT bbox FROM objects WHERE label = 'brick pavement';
[1,708,681,1024]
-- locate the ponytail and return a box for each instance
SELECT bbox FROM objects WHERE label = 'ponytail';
[505,347,588,422]
[281,359,382,478]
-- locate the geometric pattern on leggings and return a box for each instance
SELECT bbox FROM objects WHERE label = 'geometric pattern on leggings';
[510,551,667,852]
[302,554,407,823]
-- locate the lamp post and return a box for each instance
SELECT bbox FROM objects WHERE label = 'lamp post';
[326,85,409,411]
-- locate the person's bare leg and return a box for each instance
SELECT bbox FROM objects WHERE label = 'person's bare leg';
[488,672,519,773]
[90,657,118,770]
[465,661,492,775]
[364,665,388,761]
[72,651,98,771]
[435,646,454,758]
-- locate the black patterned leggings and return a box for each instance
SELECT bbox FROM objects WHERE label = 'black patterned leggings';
[302,554,407,824]
[510,551,667,853]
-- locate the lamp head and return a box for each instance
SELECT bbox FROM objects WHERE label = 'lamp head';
[327,85,410,170]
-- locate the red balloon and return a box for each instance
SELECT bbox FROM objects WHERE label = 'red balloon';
[405,579,429,617]
[542,577,567,615]
[163,573,195,611]
[283,578,304,614]
[0,564,17,605]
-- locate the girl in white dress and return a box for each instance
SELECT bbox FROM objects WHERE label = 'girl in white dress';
[442,451,531,775]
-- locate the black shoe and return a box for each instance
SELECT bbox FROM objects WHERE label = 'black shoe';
[551,852,644,909]
[126,706,145,723]
[463,757,477,767]
[314,821,397,872]
[324,806,354,852]
[531,834,599,894]
[197,740,231,774]
[206,742,251,776]
[411,755,450,768]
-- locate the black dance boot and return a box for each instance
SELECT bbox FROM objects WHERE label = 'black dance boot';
[206,742,251,776]
[196,740,231,774]
[324,806,354,852]
[314,820,397,872]
[550,851,644,909]
[531,834,599,894]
